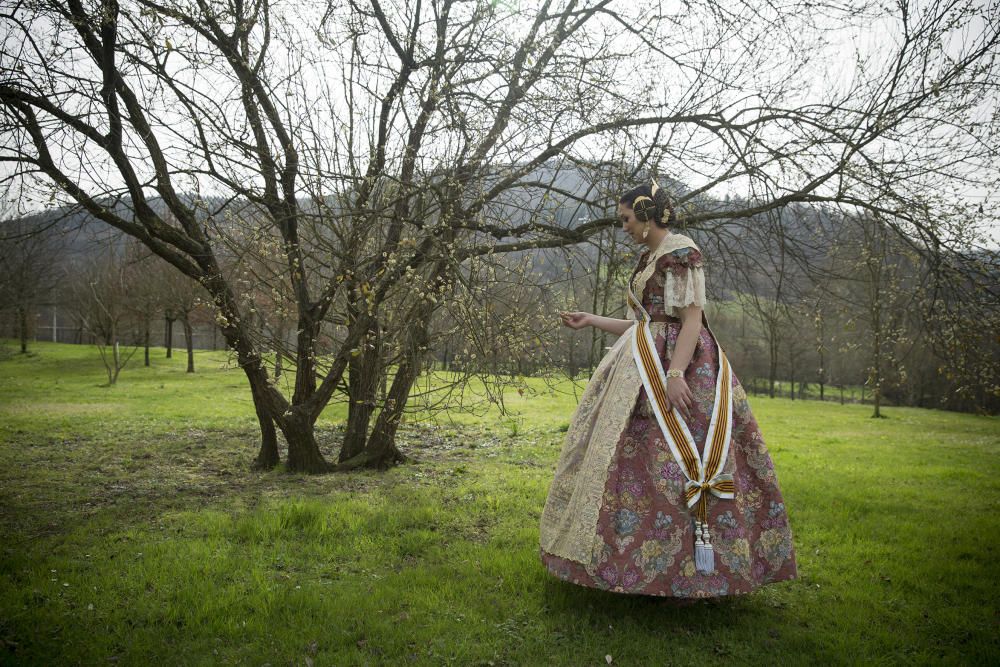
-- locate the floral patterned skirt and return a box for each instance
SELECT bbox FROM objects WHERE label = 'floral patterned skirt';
[540,323,797,597]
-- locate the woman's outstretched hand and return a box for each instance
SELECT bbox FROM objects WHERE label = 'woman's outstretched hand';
[559,311,590,330]
[667,376,695,422]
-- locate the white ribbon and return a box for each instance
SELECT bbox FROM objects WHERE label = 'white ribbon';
[626,283,735,513]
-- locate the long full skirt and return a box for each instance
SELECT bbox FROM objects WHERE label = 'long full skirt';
[539,321,797,597]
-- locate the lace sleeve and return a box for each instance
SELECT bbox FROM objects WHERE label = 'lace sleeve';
[655,247,706,311]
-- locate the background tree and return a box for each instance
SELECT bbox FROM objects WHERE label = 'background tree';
[123,240,171,367]
[1,0,997,471]
[919,243,1000,414]
[68,245,140,385]
[833,212,921,416]
[0,216,65,353]
[160,262,208,373]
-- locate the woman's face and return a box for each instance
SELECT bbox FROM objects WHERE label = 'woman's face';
[618,203,644,243]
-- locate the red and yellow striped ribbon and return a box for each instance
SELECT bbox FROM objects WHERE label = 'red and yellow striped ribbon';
[627,285,734,515]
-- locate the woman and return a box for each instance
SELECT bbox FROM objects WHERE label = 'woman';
[538,181,797,598]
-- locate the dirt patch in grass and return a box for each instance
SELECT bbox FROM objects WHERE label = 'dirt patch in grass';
[0,421,504,546]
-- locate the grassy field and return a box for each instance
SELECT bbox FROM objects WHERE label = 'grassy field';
[1,340,998,666]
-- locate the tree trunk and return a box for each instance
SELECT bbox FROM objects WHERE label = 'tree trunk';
[341,319,380,462]
[211,303,331,473]
[182,317,194,373]
[335,301,434,471]
[242,366,330,473]
[210,267,341,474]
[249,380,280,471]
[768,331,778,398]
[108,338,121,385]
[871,331,882,417]
[337,359,416,471]
[144,321,151,367]
[165,316,174,358]
[18,305,28,354]
[280,411,332,473]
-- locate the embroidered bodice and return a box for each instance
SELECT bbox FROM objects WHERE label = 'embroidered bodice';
[627,233,707,320]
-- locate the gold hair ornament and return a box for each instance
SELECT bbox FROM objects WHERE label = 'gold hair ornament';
[632,195,656,223]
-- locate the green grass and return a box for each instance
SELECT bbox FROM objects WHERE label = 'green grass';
[1,340,998,665]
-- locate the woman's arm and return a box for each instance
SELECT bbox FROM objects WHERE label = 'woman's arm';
[665,304,702,421]
[668,305,702,373]
[654,244,707,421]
[559,311,634,337]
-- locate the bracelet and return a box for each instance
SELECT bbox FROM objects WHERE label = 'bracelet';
[666,369,684,379]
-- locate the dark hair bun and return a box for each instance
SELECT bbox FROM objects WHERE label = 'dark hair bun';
[652,187,676,226]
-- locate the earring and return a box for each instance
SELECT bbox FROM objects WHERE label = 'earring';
[642,223,649,240]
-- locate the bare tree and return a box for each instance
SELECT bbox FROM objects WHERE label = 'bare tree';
[0,216,65,353]
[122,239,168,366]
[68,246,140,385]
[832,211,925,417]
[740,209,801,397]
[1,0,997,472]
[807,292,830,402]
[160,262,208,373]
[917,238,1000,414]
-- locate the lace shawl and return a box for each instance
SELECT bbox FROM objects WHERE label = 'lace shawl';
[629,233,707,317]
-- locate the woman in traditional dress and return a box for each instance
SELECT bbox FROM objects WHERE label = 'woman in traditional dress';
[538,182,797,598]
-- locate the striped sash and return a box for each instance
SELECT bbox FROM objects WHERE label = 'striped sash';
[627,284,734,573]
